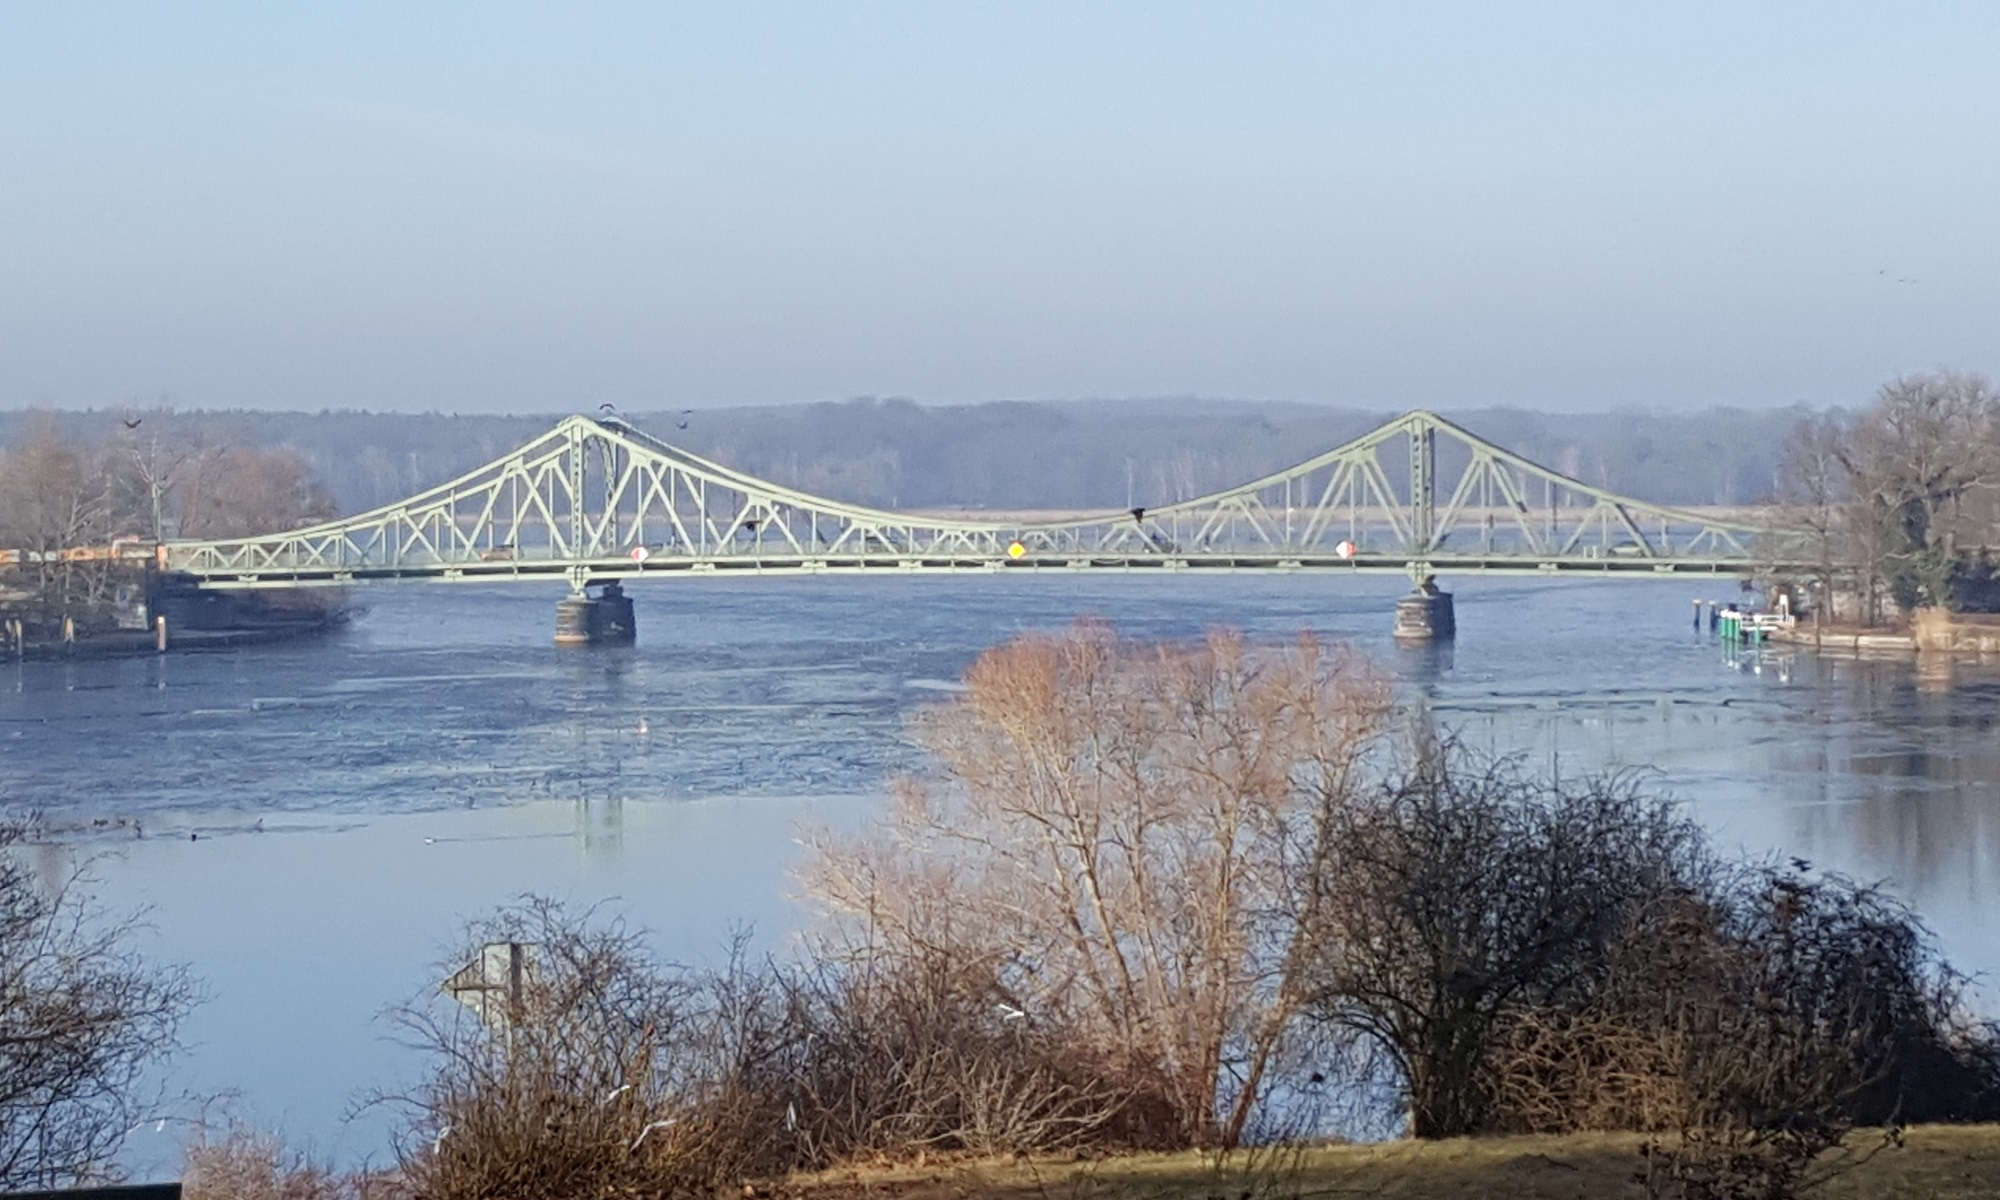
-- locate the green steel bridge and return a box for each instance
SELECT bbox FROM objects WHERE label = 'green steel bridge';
[162,409,1813,593]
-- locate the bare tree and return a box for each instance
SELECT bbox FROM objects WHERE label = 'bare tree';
[1773,412,1862,622]
[0,421,120,626]
[1780,372,2000,618]
[0,830,196,1189]
[112,422,218,543]
[177,446,336,540]
[804,623,1391,1148]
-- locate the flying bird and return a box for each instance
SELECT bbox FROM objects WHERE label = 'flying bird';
[599,402,617,414]
[676,409,692,430]
[122,418,142,430]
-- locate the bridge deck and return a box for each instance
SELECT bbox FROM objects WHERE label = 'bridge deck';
[186,551,1780,589]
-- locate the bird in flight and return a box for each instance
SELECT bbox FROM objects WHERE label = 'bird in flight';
[598,402,616,414]
[122,417,142,430]
[676,409,692,430]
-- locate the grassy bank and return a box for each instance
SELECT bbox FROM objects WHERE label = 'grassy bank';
[783,1126,2000,1200]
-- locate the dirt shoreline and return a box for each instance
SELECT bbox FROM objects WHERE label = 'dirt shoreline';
[1770,609,2000,658]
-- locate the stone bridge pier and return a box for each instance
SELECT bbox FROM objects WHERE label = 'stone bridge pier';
[1392,575,1456,642]
[554,581,636,646]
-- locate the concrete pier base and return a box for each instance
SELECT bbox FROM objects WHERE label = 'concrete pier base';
[554,582,637,647]
[1393,577,1456,642]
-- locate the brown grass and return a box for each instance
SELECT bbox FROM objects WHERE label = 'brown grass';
[775,1126,2000,1200]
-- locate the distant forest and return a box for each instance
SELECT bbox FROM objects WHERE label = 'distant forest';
[0,398,1808,518]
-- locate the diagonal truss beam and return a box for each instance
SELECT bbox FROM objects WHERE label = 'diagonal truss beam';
[162,411,1819,584]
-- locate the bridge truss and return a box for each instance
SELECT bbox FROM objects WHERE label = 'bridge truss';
[165,411,1812,588]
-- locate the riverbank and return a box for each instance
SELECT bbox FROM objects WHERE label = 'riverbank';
[5,614,354,660]
[1769,622,1917,655]
[1770,608,2000,658]
[784,1126,2000,1200]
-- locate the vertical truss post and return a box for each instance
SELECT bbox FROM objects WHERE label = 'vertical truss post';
[565,424,586,563]
[1408,416,1435,573]
[600,436,619,551]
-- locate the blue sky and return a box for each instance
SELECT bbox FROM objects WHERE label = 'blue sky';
[3,2,1995,413]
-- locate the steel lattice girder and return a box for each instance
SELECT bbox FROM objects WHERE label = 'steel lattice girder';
[164,411,1818,586]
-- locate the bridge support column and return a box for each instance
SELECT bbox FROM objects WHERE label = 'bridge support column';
[554,582,636,647]
[1393,575,1455,642]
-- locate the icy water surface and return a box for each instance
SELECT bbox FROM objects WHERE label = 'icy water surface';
[4,575,1999,1166]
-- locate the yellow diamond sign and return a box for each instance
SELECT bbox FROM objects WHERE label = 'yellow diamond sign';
[1007,541,1026,559]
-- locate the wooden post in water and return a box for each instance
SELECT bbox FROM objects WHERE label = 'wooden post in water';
[61,615,75,652]
[155,614,169,653]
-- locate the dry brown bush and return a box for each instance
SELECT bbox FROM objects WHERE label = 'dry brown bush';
[761,944,1119,1161]
[383,899,763,1200]
[182,1128,381,1200]
[803,622,1391,1149]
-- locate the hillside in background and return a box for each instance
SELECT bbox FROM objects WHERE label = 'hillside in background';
[0,398,1809,518]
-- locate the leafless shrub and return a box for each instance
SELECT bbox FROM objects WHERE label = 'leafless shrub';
[181,1127,364,1200]
[0,835,196,1189]
[1635,870,1988,1199]
[381,897,749,1200]
[802,622,1392,1149]
[769,937,1129,1163]
[1301,744,1708,1138]
[1477,862,2000,1198]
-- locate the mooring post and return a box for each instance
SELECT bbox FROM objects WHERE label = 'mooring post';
[155,614,169,653]
[61,615,75,652]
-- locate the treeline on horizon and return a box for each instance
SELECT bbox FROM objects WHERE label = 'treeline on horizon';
[0,398,1804,518]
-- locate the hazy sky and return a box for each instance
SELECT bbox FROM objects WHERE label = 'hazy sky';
[4,3,1996,414]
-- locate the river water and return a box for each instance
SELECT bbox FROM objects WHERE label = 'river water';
[4,576,1999,1169]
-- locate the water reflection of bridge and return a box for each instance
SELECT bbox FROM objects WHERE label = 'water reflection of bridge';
[574,792,622,862]
[161,411,1816,642]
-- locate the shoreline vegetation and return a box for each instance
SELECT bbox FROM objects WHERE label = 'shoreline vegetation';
[0,413,339,654]
[7,623,1978,1200]
[1770,371,2000,660]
